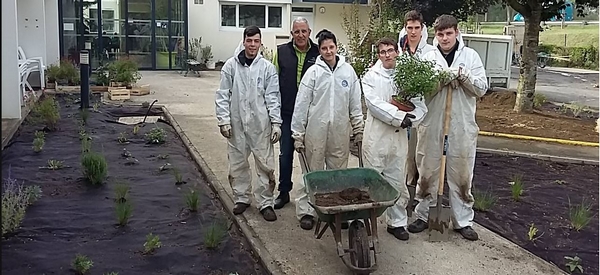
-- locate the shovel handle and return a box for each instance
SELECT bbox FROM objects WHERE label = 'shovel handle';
[437,69,456,196]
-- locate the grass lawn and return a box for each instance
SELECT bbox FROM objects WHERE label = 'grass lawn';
[478,24,599,47]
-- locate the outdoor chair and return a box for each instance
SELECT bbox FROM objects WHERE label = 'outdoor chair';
[18,46,45,89]
[19,61,33,107]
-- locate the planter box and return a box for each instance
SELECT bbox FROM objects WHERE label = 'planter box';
[130,84,150,96]
[91,86,109,92]
[46,81,56,90]
[108,88,131,101]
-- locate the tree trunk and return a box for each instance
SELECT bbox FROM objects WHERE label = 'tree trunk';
[513,8,541,113]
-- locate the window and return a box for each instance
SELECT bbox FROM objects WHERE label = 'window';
[89,9,116,32]
[193,0,203,4]
[220,4,282,29]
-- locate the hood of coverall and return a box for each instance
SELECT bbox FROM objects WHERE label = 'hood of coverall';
[233,40,264,65]
[370,59,396,79]
[314,53,348,71]
[398,24,430,54]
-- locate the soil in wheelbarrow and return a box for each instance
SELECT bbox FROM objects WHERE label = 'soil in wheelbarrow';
[315,188,374,207]
[1,93,265,275]
[471,153,599,275]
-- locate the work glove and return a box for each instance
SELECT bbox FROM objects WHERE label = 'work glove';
[353,133,363,145]
[219,125,232,139]
[270,124,281,144]
[401,113,416,129]
[457,67,471,83]
[294,140,305,153]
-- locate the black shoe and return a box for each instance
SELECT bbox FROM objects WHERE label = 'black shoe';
[233,203,250,215]
[274,192,290,210]
[300,215,315,230]
[455,226,479,241]
[341,221,349,230]
[387,226,409,241]
[260,207,277,222]
[407,219,428,233]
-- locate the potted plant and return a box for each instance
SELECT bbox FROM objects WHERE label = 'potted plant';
[91,63,110,92]
[108,58,141,88]
[55,60,79,86]
[391,54,449,111]
[45,64,60,89]
[200,45,214,70]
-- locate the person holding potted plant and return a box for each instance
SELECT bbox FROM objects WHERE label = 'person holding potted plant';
[291,29,364,230]
[397,11,436,209]
[407,15,489,241]
[361,37,428,241]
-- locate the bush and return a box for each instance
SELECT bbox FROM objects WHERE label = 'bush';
[107,58,141,85]
[56,60,80,85]
[2,176,42,236]
[81,152,108,185]
[32,96,60,130]
[539,44,599,70]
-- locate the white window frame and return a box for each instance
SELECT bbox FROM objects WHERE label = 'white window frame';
[220,3,284,31]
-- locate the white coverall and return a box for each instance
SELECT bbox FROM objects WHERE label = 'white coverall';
[292,55,365,220]
[414,32,489,228]
[215,47,283,211]
[361,60,428,228]
[397,25,436,187]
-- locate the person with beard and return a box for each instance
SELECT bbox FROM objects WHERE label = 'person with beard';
[215,26,282,222]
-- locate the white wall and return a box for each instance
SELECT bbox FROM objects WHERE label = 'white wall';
[45,0,60,65]
[188,0,292,62]
[312,3,370,49]
[2,0,22,119]
[17,0,48,63]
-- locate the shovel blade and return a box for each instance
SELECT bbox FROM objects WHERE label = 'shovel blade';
[428,203,451,242]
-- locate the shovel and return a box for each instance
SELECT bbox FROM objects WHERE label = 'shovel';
[428,69,458,242]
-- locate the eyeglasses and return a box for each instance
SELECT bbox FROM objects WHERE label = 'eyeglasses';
[378,48,396,56]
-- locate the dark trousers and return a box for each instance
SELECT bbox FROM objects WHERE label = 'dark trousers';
[278,114,295,194]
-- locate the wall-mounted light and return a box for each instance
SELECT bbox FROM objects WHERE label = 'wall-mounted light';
[319,6,326,14]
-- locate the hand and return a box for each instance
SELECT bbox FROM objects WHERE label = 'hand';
[353,133,363,145]
[457,68,471,83]
[401,113,416,129]
[270,124,281,144]
[294,140,305,153]
[220,125,232,139]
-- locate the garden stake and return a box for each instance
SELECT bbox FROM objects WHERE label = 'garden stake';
[428,68,460,242]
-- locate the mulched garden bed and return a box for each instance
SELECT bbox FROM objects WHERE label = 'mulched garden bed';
[1,93,265,275]
[472,153,599,275]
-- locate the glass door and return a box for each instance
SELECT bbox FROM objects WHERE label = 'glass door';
[155,0,185,69]
[60,0,101,67]
[126,0,153,69]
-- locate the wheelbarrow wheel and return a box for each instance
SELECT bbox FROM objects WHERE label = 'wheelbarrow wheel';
[348,220,371,272]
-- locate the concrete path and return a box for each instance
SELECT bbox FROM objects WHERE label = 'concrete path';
[131,71,567,275]
[509,65,599,109]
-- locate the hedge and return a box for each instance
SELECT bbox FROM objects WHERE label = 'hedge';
[538,44,599,70]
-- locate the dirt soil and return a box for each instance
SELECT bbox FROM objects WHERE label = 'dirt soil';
[473,153,599,275]
[1,94,265,275]
[315,188,373,207]
[476,91,599,143]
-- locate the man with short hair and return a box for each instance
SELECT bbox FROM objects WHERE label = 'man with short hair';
[215,25,282,222]
[361,37,428,240]
[407,15,489,241]
[271,17,320,210]
[397,10,436,210]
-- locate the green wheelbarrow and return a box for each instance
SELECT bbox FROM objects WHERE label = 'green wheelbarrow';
[299,145,400,275]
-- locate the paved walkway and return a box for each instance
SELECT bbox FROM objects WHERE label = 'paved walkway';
[131,71,568,275]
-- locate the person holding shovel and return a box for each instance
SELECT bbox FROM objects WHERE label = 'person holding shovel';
[407,15,488,241]
[361,37,428,241]
[291,29,364,230]
[215,26,282,222]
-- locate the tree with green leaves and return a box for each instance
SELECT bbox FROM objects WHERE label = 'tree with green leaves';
[505,0,598,113]
[391,0,500,25]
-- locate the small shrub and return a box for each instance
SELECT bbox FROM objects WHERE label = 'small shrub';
[174,168,185,184]
[184,188,200,212]
[114,181,130,203]
[104,272,119,275]
[45,159,64,170]
[80,109,89,125]
[565,255,583,273]
[32,97,60,130]
[532,93,547,109]
[81,137,92,153]
[81,152,108,185]
[143,233,162,255]
[527,223,543,241]
[115,201,132,226]
[1,176,42,236]
[32,131,46,153]
[92,102,100,112]
[71,254,93,274]
[132,124,140,135]
[472,189,497,212]
[145,127,166,144]
[204,221,227,249]
[117,132,129,144]
[509,174,524,201]
[568,197,594,231]
[158,154,169,160]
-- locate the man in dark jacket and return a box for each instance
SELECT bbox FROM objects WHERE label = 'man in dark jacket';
[271,17,320,209]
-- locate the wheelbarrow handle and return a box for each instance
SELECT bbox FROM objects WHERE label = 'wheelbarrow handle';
[357,141,364,168]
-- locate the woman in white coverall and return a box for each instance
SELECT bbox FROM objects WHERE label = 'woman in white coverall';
[215,26,283,222]
[397,11,436,195]
[361,37,427,241]
[407,15,488,241]
[291,29,364,230]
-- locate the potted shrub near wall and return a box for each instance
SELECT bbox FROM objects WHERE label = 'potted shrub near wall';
[108,58,141,88]
[91,63,110,92]
[45,64,60,89]
[201,45,214,70]
[55,60,80,86]
[391,54,450,111]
